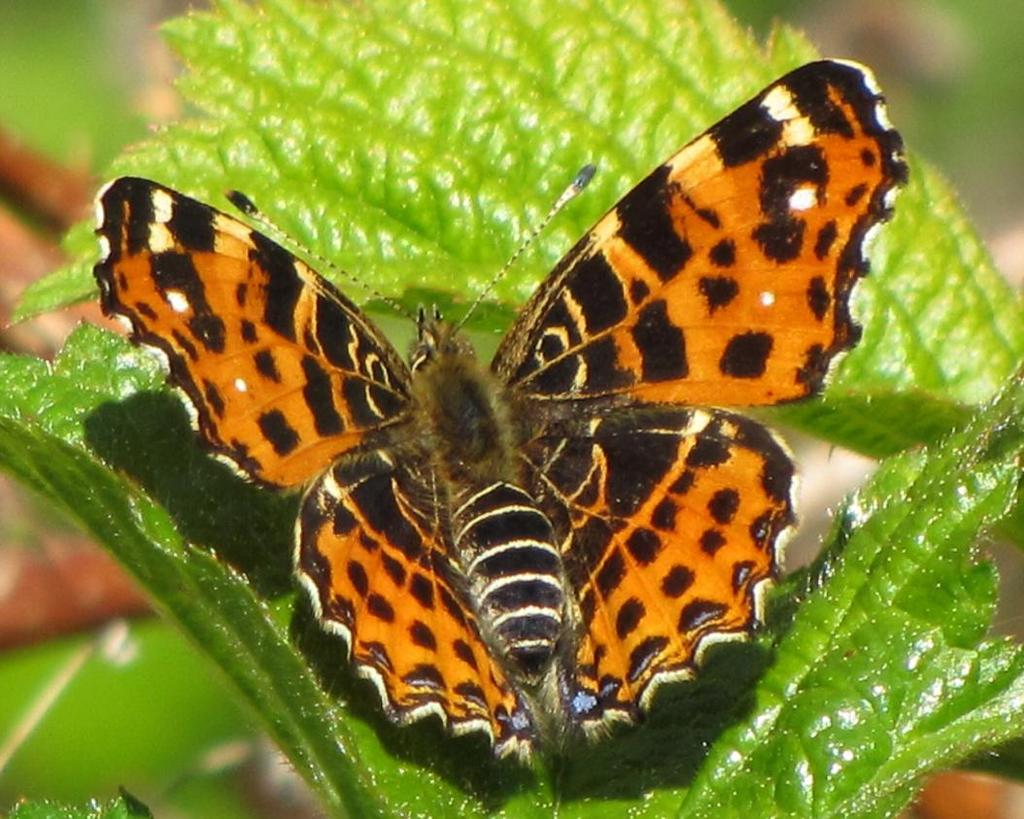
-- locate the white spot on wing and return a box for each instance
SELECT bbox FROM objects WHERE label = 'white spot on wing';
[760,291,776,307]
[234,378,248,393]
[783,117,815,147]
[151,188,174,224]
[788,186,817,211]
[761,85,797,122]
[165,289,190,313]
[148,222,176,253]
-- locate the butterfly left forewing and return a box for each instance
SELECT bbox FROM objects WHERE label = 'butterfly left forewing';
[95,177,411,487]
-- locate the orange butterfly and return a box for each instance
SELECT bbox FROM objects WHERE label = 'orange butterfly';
[95,60,905,758]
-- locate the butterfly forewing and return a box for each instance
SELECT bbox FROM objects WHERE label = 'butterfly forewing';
[95,177,412,487]
[493,60,906,407]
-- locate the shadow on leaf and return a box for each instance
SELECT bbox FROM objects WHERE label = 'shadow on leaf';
[84,390,296,597]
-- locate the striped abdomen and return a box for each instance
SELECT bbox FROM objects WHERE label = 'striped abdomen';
[454,482,565,677]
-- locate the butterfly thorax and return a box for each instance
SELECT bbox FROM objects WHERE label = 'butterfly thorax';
[408,319,514,486]
[409,318,569,679]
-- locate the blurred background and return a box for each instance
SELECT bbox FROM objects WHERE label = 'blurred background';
[0,1,1021,816]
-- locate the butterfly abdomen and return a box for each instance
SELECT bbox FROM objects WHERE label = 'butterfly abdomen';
[454,482,566,677]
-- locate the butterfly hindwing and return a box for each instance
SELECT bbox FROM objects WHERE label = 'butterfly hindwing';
[521,404,794,726]
[296,449,533,756]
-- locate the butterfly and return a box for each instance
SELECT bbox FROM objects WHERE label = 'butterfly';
[94,59,905,758]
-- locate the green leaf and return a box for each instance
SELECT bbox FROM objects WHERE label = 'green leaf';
[678,377,1024,816]
[6,0,1024,816]
[9,789,152,819]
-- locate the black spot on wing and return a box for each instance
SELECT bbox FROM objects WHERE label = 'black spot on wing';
[709,239,736,268]
[845,183,868,206]
[410,573,435,609]
[661,565,693,598]
[315,295,357,371]
[252,231,303,341]
[254,349,281,382]
[625,528,662,565]
[708,488,740,524]
[202,380,225,417]
[651,498,677,531]
[168,195,216,252]
[807,276,831,321]
[700,529,726,555]
[453,638,477,669]
[814,221,838,260]
[752,219,804,263]
[367,592,395,622]
[596,548,626,597]
[616,165,693,282]
[381,550,407,586]
[708,97,784,167]
[720,332,774,378]
[631,299,687,382]
[347,560,369,597]
[257,409,300,456]
[301,355,344,436]
[567,254,628,334]
[699,275,739,313]
[409,620,437,650]
[615,598,645,639]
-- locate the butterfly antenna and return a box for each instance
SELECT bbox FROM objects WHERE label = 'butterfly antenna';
[454,163,597,332]
[225,190,413,320]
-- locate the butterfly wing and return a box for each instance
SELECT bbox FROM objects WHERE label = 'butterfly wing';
[498,60,905,732]
[493,60,906,407]
[522,406,794,727]
[95,177,411,487]
[297,449,533,757]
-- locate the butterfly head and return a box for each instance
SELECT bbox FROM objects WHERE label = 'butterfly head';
[410,305,475,373]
